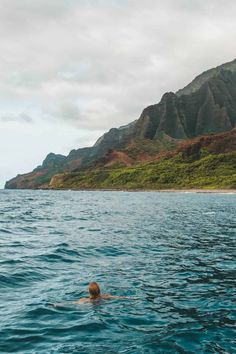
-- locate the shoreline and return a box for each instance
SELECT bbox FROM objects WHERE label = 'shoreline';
[153,189,236,194]
[41,188,236,194]
[2,188,236,194]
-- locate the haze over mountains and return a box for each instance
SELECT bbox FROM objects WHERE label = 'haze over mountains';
[5,59,236,189]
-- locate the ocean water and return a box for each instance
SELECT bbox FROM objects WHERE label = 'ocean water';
[0,190,235,354]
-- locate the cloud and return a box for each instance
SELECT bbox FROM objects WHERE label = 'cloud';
[0,0,236,133]
[0,112,33,123]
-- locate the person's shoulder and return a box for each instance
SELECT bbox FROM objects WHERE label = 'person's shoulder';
[73,298,91,304]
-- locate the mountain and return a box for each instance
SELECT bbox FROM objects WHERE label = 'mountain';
[5,59,236,189]
[49,129,236,190]
[135,64,236,140]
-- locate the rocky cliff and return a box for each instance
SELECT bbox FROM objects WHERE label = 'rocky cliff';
[135,69,236,140]
[5,59,236,189]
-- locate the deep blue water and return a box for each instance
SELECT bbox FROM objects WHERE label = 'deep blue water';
[0,190,235,354]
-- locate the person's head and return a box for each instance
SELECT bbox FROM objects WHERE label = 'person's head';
[88,282,101,299]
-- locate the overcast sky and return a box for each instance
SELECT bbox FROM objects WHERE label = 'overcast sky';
[1,0,236,187]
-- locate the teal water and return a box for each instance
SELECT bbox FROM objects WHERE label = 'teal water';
[0,190,235,353]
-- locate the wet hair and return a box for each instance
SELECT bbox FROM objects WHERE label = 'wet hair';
[88,282,101,298]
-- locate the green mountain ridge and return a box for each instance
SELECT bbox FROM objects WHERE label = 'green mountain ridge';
[49,129,236,190]
[5,59,236,189]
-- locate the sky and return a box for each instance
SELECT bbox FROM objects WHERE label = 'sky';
[1,0,236,188]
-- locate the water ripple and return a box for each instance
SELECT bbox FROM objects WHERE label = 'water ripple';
[0,190,235,353]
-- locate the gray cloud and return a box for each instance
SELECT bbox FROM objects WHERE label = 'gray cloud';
[0,113,33,123]
[0,0,236,130]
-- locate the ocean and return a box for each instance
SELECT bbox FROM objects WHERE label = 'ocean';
[0,190,235,353]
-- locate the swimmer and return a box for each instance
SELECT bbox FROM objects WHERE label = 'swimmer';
[73,282,127,304]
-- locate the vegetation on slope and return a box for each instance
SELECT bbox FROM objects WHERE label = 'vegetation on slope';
[50,129,236,190]
[50,150,236,190]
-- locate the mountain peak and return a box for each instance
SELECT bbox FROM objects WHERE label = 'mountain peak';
[176,58,236,97]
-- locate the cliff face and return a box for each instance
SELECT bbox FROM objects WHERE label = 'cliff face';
[135,69,236,140]
[5,59,236,189]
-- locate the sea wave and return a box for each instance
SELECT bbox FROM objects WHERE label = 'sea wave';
[1,190,235,353]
